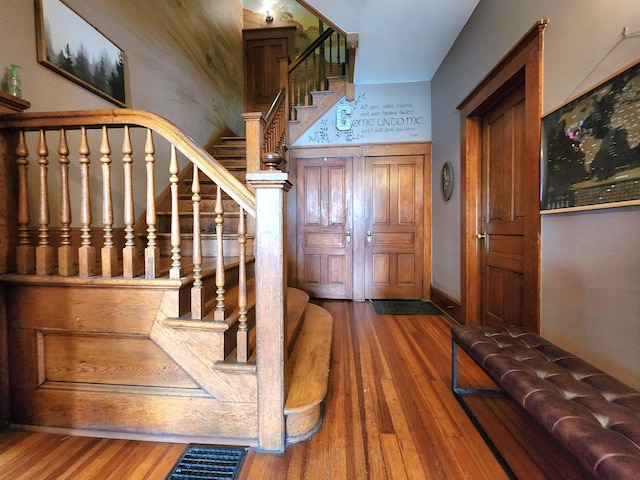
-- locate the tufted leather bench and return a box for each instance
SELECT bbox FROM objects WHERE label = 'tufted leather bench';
[451,325,640,480]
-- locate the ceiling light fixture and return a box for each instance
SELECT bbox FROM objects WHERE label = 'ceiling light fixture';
[264,1,274,23]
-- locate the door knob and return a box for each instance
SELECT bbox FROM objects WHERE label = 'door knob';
[366,231,372,243]
[346,230,351,244]
[476,232,487,241]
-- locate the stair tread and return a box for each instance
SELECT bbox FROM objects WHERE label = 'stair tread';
[284,302,333,413]
[286,288,310,355]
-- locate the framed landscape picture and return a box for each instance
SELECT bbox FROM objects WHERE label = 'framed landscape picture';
[34,0,126,106]
[540,60,640,213]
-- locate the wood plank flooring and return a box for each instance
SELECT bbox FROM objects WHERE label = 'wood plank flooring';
[0,300,590,479]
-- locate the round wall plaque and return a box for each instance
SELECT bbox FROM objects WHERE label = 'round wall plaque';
[441,161,454,201]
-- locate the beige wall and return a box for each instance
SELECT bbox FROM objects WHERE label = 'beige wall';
[0,0,244,226]
[431,0,640,388]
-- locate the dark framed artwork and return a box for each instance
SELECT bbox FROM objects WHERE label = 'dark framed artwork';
[540,59,640,213]
[34,0,126,106]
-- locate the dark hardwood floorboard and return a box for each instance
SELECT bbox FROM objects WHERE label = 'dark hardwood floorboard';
[0,300,590,479]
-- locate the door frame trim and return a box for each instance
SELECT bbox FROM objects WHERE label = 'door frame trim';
[458,20,547,331]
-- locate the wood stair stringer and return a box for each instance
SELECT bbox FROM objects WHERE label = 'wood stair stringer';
[288,76,347,144]
[149,284,258,403]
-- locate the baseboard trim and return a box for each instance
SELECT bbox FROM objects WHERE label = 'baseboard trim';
[430,285,462,324]
[9,423,258,447]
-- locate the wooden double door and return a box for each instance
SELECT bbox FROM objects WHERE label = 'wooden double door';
[294,144,429,300]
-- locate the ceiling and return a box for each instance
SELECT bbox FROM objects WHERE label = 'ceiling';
[304,0,480,84]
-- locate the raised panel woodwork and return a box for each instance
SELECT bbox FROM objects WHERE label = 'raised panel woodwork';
[296,157,353,299]
[365,155,424,299]
[10,385,258,440]
[480,85,529,328]
[41,333,197,388]
[291,143,431,301]
[5,284,169,334]
[460,22,545,331]
[243,27,295,115]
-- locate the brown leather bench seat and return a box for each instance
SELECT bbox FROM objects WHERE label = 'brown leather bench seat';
[451,324,640,480]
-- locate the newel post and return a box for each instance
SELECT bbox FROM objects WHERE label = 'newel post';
[242,112,265,175]
[247,155,291,453]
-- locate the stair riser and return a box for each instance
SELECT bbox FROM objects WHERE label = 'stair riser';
[212,146,246,156]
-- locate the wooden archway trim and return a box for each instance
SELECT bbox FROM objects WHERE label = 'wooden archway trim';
[458,20,547,331]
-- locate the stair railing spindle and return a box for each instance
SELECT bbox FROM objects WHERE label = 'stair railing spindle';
[16,130,34,274]
[190,165,203,319]
[100,126,118,277]
[337,33,342,74]
[312,46,318,92]
[290,75,296,120]
[121,126,137,278]
[213,185,226,321]
[144,129,159,279]
[236,207,248,362]
[328,32,334,76]
[36,130,54,275]
[57,129,75,276]
[169,145,182,279]
[78,127,96,277]
[304,58,310,106]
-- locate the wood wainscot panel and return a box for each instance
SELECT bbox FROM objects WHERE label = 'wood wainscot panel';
[6,284,170,334]
[40,332,197,388]
[10,384,258,440]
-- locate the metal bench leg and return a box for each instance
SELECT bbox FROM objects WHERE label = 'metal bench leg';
[451,338,503,395]
[451,338,517,479]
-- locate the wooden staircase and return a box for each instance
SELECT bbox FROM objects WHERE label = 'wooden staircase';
[288,76,347,144]
[0,110,333,451]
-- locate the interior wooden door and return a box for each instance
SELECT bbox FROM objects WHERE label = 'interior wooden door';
[296,157,353,299]
[364,155,424,299]
[243,27,295,115]
[479,85,528,327]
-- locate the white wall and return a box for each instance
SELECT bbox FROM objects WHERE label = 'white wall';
[431,0,640,388]
[0,0,244,226]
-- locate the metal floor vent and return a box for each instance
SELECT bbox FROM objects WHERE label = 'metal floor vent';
[165,445,249,480]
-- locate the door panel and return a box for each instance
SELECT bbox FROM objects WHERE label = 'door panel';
[481,86,527,327]
[365,155,423,299]
[243,28,295,116]
[296,157,352,299]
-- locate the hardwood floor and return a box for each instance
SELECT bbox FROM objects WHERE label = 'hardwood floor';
[0,300,590,479]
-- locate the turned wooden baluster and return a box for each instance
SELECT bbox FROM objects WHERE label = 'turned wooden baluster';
[122,126,137,278]
[57,129,76,276]
[190,165,203,319]
[16,131,34,274]
[290,75,296,119]
[312,46,318,92]
[169,145,182,279]
[297,68,303,107]
[328,31,334,76]
[144,129,159,279]
[100,127,118,277]
[78,127,96,277]
[304,58,310,106]
[236,207,248,362]
[213,185,226,321]
[35,130,54,275]
[336,33,342,74]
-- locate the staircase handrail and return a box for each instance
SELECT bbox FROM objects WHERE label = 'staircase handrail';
[0,108,256,217]
[262,87,288,158]
[288,27,335,74]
